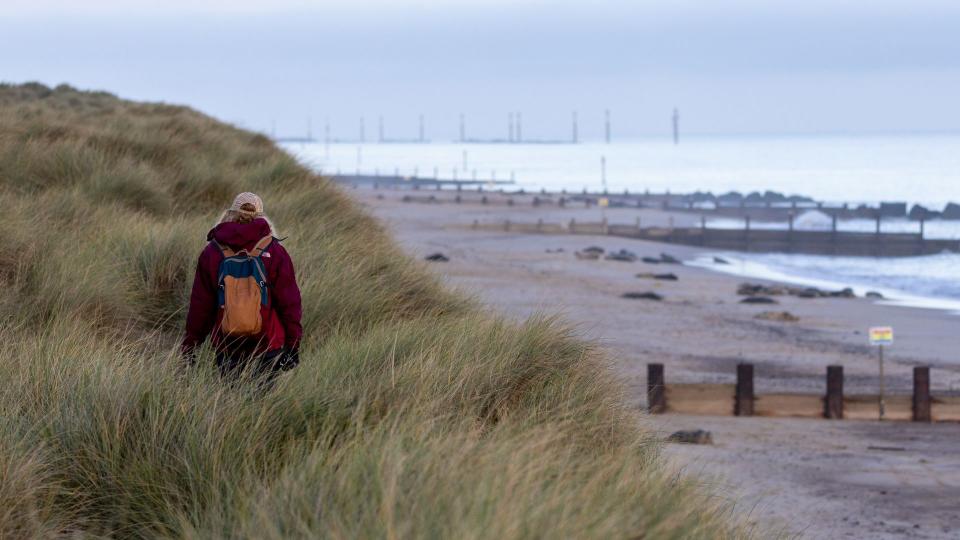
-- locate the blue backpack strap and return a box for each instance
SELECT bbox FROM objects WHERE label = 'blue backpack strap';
[211,239,235,258]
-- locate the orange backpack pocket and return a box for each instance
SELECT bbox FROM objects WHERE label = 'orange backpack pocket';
[220,275,263,336]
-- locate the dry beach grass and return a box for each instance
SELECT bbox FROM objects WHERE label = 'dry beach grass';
[0,83,748,538]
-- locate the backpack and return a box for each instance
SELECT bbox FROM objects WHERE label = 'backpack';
[214,235,273,336]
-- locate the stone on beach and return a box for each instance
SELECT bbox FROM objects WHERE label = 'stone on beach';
[667,430,713,445]
[641,256,662,264]
[741,296,778,304]
[713,256,731,265]
[622,291,663,301]
[636,272,678,281]
[424,253,449,262]
[755,311,800,322]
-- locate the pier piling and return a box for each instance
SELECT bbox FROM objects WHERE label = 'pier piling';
[913,367,931,422]
[647,363,666,414]
[735,363,755,416]
[825,366,844,419]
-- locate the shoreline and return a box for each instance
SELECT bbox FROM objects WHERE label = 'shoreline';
[686,252,960,315]
[349,186,960,538]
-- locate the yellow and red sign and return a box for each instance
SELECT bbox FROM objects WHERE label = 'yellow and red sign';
[869,326,894,346]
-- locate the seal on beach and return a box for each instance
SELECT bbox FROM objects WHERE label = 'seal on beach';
[659,253,682,264]
[605,249,638,262]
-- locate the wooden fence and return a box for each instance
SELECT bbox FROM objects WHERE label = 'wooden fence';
[647,364,960,422]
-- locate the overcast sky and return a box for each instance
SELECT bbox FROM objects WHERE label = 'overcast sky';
[2,0,959,140]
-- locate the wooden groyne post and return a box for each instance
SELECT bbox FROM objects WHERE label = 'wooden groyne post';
[913,366,931,422]
[647,363,666,414]
[825,365,844,419]
[735,363,754,416]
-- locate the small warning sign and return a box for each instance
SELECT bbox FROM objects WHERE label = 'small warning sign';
[869,326,893,346]
[599,197,610,207]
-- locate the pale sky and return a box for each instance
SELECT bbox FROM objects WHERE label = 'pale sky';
[2,0,959,140]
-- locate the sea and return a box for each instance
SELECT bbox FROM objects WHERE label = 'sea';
[285,134,960,314]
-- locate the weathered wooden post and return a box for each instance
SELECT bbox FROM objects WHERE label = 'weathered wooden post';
[536,218,543,232]
[919,218,926,255]
[636,216,642,234]
[831,214,838,254]
[744,216,751,251]
[569,218,576,233]
[875,212,882,256]
[700,215,707,246]
[647,363,666,414]
[559,197,566,208]
[481,196,488,205]
[825,365,844,419]
[735,363,755,416]
[913,366,931,422]
[602,217,609,235]
[455,195,461,204]
[788,212,795,253]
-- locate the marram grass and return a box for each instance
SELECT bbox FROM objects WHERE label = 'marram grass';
[0,82,753,538]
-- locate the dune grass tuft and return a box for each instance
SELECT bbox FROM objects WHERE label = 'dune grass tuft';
[0,82,750,538]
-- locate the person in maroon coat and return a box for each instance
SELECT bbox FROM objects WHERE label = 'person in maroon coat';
[181,192,302,378]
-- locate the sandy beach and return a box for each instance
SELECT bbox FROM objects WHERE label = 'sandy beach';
[350,186,960,539]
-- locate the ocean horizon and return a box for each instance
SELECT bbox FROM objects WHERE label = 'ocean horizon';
[286,132,960,209]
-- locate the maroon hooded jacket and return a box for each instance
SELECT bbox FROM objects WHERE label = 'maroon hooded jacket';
[181,218,302,357]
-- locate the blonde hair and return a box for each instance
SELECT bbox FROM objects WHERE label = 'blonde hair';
[216,193,278,235]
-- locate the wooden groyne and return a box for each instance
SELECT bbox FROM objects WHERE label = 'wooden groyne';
[331,174,513,188]
[646,363,960,422]
[471,219,960,257]
[338,178,960,221]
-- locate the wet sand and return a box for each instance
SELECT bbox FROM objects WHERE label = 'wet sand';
[350,187,960,539]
